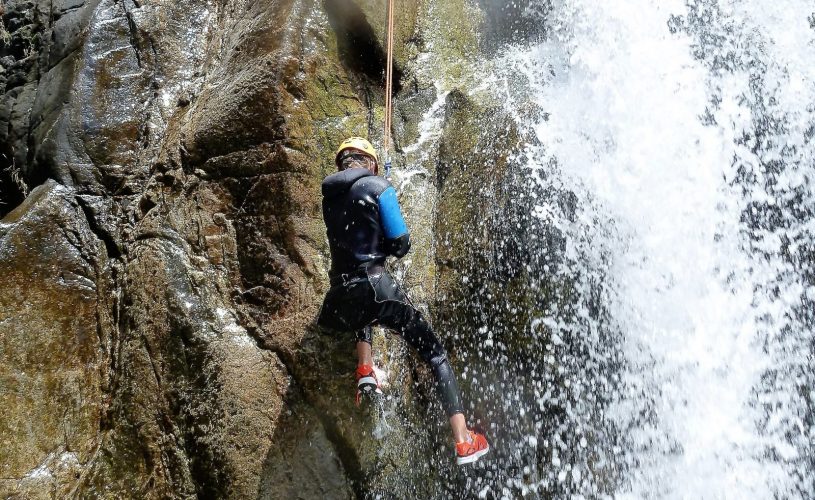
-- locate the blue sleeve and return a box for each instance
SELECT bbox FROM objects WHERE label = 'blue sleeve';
[378,186,409,239]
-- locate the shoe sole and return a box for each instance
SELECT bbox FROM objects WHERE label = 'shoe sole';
[456,445,489,465]
[357,384,383,395]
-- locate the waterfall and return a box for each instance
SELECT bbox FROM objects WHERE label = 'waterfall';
[472,0,815,497]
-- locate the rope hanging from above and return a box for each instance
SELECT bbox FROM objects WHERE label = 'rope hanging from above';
[383,0,395,179]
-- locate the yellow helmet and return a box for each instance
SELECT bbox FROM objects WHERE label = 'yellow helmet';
[335,137,379,167]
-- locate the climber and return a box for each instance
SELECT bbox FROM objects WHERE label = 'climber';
[317,137,489,465]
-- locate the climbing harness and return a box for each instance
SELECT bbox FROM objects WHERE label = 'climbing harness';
[383,0,395,179]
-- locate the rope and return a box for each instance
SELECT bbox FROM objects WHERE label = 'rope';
[383,0,395,178]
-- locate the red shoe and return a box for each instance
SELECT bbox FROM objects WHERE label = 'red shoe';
[456,430,490,465]
[355,364,383,405]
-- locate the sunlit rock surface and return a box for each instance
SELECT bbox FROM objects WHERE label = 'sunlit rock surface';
[0,0,524,497]
[11,0,812,497]
[0,181,108,498]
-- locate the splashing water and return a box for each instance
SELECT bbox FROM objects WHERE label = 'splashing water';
[481,0,814,497]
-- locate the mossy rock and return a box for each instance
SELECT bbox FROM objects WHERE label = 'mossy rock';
[0,181,108,497]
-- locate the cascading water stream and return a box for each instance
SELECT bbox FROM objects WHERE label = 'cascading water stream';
[475,0,815,497]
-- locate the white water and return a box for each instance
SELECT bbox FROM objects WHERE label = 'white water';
[489,0,814,497]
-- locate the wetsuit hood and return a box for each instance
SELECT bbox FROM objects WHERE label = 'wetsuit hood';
[321,168,373,198]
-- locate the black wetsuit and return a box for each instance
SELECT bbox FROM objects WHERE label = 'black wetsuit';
[317,168,463,417]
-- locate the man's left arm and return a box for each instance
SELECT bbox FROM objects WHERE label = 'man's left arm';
[378,186,411,258]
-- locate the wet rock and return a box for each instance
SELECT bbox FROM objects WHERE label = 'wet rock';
[475,0,546,51]
[259,399,354,500]
[429,77,619,497]
[76,228,287,498]
[431,89,556,495]
[0,180,109,498]
[0,0,101,191]
[0,0,501,497]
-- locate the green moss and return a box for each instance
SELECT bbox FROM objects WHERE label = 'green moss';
[284,15,370,178]
[413,0,484,90]
[353,0,421,66]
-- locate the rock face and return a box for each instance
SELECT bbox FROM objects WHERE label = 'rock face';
[0,181,109,498]
[1,0,549,498]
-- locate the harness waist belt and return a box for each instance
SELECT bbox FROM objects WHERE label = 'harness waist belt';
[329,264,385,286]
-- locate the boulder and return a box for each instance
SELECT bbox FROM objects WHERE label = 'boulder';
[0,180,109,498]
